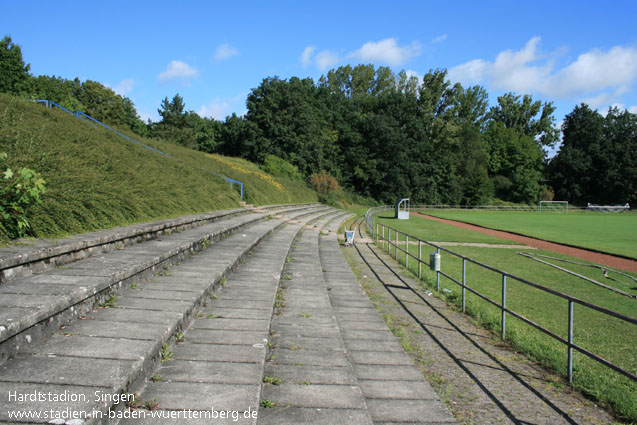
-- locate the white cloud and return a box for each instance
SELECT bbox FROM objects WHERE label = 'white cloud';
[582,91,622,109]
[158,60,199,83]
[198,93,248,120]
[405,69,421,80]
[432,34,447,44]
[300,46,316,67]
[544,46,637,98]
[199,100,230,120]
[113,78,134,96]
[139,109,158,123]
[448,37,637,108]
[629,105,637,113]
[214,43,239,61]
[350,38,421,66]
[315,50,340,71]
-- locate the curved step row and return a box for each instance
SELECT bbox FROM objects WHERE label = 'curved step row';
[0,204,323,362]
[258,211,376,425]
[115,208,342,425]
[319,217,458,424]
[0,206,334,425]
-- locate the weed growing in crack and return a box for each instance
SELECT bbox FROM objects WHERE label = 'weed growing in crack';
[260,400,277,408]
[160,344,173,363]
[263,376,282,385]
[98,295,116,308]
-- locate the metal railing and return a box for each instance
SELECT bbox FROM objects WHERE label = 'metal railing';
[35,100,245,199]
[366,207,636,384]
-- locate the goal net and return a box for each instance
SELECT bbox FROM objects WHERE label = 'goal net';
[587,203,630,213]
[538,201,568,212]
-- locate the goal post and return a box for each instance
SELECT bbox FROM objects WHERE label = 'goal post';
[538,201,568,212]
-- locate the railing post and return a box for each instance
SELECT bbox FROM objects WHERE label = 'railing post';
[405,235,409,268]
[418,240,422,279]
[436,247,440,291]
[501,275,507,339]
[462,258,466,313]
[376,223,379,243]
[395,231,398,260]
[568,300,574,383]
[382,225,385,250]
[387,228,390,254]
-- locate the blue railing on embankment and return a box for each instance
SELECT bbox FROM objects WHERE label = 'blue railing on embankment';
[35,100,244,199]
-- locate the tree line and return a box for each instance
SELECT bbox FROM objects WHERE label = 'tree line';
[2,35,635,206]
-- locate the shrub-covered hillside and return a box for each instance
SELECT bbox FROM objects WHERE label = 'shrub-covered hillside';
[0,94,317,241]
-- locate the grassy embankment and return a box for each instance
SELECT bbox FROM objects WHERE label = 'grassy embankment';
[0,94,317,242]
[373,213,637,422]
[423,209,637,259]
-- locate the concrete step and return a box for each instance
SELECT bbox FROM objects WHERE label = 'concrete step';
[319,217,458,424]
[258,211,374,425]
[115,209,340,425]
[0,204,325,362]
[0,203,319,285]
[0,206,336,425]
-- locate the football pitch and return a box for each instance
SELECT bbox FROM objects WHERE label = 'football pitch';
[422,209,637,259]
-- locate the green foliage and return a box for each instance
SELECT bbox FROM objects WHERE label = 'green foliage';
[261,154,303,180]
[548,104,636,206]
[0,36,31,96]
[0,152,46,237]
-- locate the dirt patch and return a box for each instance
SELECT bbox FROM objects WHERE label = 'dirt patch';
[413,212,637,274]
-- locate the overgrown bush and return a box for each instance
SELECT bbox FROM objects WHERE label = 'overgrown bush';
[309,173,339,195]
[261,155,303,180]
[0,152,46,238]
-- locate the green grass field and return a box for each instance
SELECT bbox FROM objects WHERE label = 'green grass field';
[422,209,637,259]
[373,213,637,422]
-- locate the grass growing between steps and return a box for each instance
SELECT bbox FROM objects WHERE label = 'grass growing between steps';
[0,94,317,242]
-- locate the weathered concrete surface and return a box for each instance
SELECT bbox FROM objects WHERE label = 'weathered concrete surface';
[319,216,458,424]
[0,204,325,359]
[259,213,374,425]
[0,207,330,424]
[118,209,338,425]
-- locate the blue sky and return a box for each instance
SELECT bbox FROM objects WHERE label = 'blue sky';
[3,0,637,135]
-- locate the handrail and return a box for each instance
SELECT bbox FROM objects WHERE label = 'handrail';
[365,206,636,384]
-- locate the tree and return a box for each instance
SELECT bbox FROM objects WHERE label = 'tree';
[489,93,559,147]
[158,94,187,128]
[484,93,558,203]
[0,36,31,96]
[152,94,196,148]
[483,121,544,203]
[548,104,636,205]
[31,75,84,111]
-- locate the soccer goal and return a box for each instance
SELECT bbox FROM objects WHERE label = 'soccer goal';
[538,201,568,212]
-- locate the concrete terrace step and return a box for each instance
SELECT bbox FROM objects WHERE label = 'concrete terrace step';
[319,217,458,424]
[0,204,324,362]
[258,211,376,425]
[0,208,249,285]
[114,209,342,425]
[0,206,337,425]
